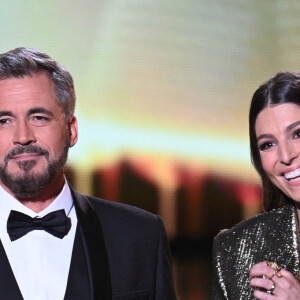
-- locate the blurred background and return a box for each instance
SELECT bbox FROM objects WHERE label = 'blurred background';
[1,0,300,298]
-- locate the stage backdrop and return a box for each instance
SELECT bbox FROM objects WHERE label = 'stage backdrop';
[1,0,300,236]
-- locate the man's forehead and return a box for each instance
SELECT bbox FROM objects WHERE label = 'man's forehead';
[0,74,63,113]
[0,73,55,100]
[0,72,52,87]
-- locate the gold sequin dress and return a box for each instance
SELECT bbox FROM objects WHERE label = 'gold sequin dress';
[212,203,300,299]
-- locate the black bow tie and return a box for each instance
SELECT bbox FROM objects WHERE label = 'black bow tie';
[7,209,71,241]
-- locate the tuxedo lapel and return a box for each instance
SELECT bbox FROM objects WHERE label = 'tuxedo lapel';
[64,226,91,300]
[0,240,23,300]
[70,187,112,300]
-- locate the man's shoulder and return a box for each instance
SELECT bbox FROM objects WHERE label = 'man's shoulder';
[89,195,159,221]
[72,189,162,231]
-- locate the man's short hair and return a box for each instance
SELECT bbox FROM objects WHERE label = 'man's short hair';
[0,47,75,118]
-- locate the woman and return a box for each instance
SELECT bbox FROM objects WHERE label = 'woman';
[213,71,300,299]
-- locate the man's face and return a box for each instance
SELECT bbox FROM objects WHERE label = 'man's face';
[0,72,78,199]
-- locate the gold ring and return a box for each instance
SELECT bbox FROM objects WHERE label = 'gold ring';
[268,271,276,279]
[276,270,282,278]
[267,261,281,272]
[267,261,282,278]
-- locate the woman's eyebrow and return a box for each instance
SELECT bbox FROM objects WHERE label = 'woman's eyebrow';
[257,133,273,142]
[286,120,300,132]
[257,120,300,142]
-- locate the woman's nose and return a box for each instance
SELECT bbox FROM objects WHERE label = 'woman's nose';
[279,142,299,165]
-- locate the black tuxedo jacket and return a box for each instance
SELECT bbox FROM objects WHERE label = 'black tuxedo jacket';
[0,187,177,300]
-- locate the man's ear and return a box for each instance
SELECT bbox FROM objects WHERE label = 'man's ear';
[68,115,78,147]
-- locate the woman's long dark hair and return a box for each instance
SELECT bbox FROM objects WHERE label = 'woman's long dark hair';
[249,71,300,211]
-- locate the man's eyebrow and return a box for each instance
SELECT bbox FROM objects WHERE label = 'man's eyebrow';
[0,111,14,118]
[28,108,54,117]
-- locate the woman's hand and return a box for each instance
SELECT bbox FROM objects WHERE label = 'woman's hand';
[249,261,300,299]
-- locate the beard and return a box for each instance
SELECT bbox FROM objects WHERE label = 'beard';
[0,137,69,199]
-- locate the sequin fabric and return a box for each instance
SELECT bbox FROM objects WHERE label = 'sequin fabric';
[212,204,299,299]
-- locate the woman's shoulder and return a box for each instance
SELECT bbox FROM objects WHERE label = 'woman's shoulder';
[214,204,294,245]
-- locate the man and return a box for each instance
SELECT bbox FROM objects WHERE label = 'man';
[0,47,177,300]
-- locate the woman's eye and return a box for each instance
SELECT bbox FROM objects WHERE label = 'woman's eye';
[259,141,275,151]
[293,129,300,139]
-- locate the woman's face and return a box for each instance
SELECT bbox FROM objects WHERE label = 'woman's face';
[255,103,300,202]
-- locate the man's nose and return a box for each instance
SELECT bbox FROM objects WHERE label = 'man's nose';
[13,121,36,145]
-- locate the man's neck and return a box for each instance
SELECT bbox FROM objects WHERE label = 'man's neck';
[19,198,59,213]
[0,176,65,213]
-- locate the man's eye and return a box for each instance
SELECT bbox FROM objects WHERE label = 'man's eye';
[0,118,10,125]
[33,116,49,121]
[259,141,275,151]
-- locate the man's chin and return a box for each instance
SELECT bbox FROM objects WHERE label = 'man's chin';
[7,161,47,176]
[0,172,54,200]
[0,142,69,199]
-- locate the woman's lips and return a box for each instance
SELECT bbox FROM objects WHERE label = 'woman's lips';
[284,168,300,180]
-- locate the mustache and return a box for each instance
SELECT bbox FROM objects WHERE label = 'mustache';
[5,145,49,161]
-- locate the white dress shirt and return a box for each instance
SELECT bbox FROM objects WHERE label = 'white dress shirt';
[0,181,77,300]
